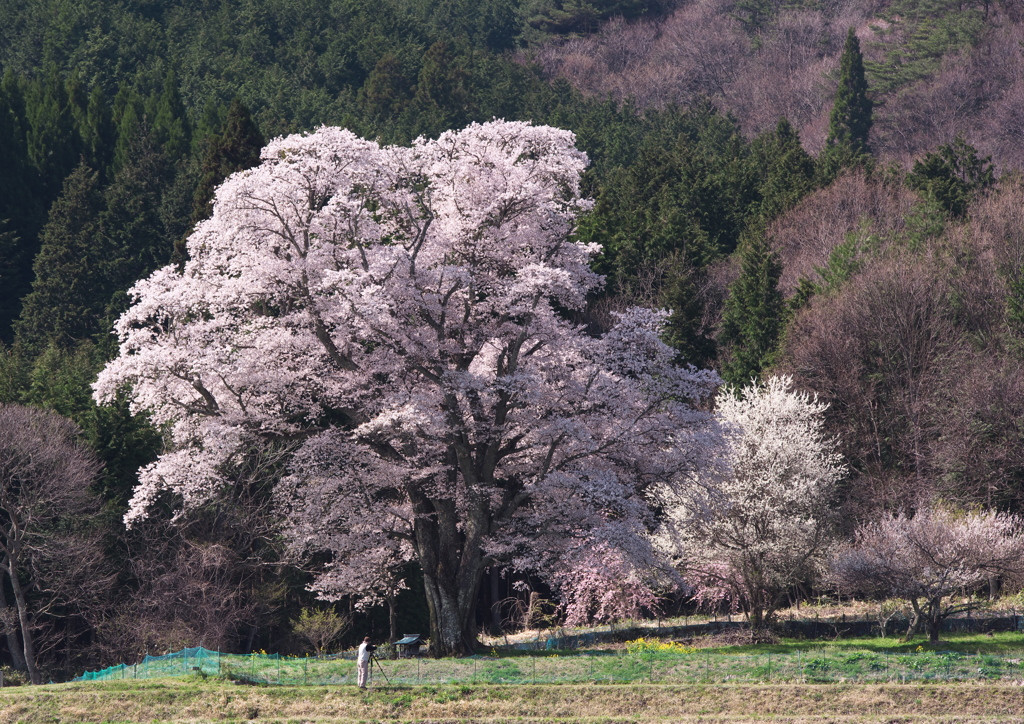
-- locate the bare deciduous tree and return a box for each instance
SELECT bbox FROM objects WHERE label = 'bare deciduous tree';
[96,443,290,661]
[0,404,105,683]
[782,255,960,517]
[768,169,916,295]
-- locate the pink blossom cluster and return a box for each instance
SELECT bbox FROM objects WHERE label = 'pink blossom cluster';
[95,121,721,643]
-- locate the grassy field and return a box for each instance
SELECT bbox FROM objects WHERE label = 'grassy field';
[28,632,1023,723]
[76,633,1024,686]
[715,632,1024,657]
[5,678,1024,723]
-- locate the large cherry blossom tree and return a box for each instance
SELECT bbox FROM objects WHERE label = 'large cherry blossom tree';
[95,120,720,655]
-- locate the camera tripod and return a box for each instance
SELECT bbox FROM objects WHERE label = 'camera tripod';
[369,654,391,686]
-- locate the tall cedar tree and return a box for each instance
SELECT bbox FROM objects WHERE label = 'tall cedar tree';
[661,261,717,369]
[14,165,106,353]
[26,67,81,206]
[0,72,39,341]
[749,118,816,221]
[175,99,264,264]
[111,91,144,176]
[719,234,785,387]
[412,41,473,136]
[907,135,995,217]
[151,70,192,164]
[359,54,414,123]
[820,28,873,179]
[101,122,174,323]
[82,85,116,182]
[582,133,746,293]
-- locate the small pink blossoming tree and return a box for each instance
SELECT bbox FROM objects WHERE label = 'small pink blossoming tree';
[95,121,720,655]
[831,506,1024,642]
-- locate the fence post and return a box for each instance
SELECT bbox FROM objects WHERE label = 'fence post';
[532,653,536,684]
[304,655,307,686]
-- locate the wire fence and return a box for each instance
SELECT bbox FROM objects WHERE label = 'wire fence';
[73,646,1024,685]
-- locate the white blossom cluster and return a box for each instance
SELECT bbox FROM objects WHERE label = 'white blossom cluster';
[656,376,845,623]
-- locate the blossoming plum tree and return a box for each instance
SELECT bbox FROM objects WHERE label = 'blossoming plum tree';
[655,376,844,628]
[831,506,1024,642]
[95,120,721,655]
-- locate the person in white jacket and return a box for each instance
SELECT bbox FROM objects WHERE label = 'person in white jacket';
[357,637,376,689]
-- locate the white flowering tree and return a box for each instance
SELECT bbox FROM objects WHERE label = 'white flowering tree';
[656,376,845,628]
[831,506,1024,642]
[95,121,721,655]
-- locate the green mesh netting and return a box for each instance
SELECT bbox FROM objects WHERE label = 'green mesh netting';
[73,647,1024,685]
[73,647,354,685]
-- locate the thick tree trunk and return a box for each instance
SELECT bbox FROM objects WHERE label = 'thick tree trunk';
[905,598,923,640]
[410,490,488,657]
[0,571,27,670]
[746,573,767,629]
[6,560,40,684]
[387,593,397,643]
[422,567,484,656]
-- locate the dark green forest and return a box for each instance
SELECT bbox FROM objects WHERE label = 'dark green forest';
[0,0,1022,682]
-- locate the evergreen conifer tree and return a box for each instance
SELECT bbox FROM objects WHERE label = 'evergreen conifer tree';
[82,84,116,182]
[111,85,144,174]
[413,41,472,134]
[190,97,264,225]
[193,100,226,149]
[25,66,81,204]
[749,118,816,221]
[188,99,263,228]
[152,70,192,163]
[719,233,785,386]
[820,28,873,180]
[101,123,173,312]
[14,164,106,353]
[907,135,994,217]
[828,28,872,153]
[360,53,414,123]
[0,221,20,341]
[173,99,263,265]
[661,261,716,369]
[0,73,40,341]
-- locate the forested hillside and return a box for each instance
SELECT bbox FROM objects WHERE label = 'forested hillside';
[0,0,1022,681]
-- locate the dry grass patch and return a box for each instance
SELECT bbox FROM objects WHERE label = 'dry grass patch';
[1,680,1024,723]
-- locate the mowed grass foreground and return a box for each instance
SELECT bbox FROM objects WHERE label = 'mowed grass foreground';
[4,679,1024,724]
